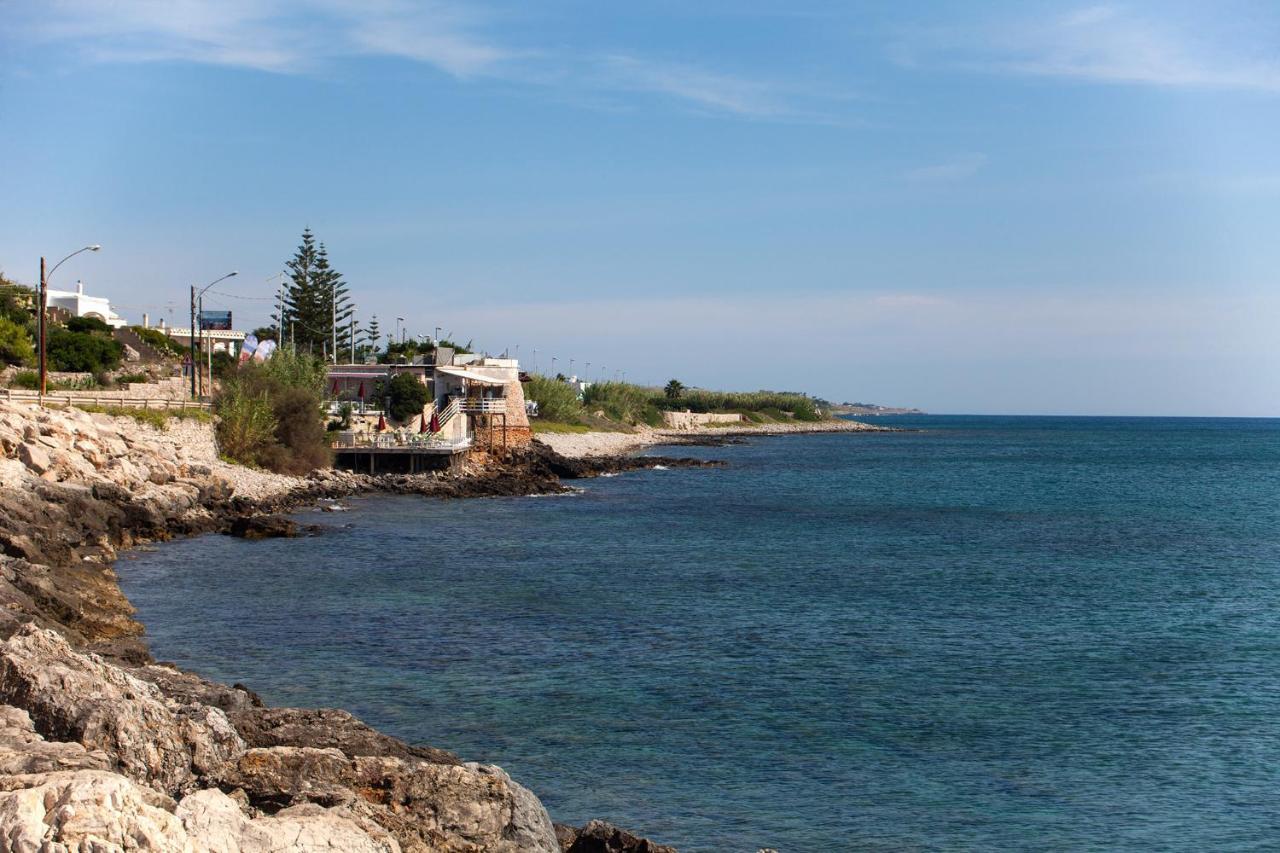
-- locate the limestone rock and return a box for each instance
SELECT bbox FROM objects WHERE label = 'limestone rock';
[0,705,111,776]
[558,819,679,853]
[0,769,188,852]
[229,706,460,765]
[16,443,50,475]
[0,624,245,796]
[178,787,398,853]
[220,747,560,853]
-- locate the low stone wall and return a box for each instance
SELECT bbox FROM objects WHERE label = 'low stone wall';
[661,411,743,430]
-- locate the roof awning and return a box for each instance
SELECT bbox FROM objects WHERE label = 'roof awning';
[435,366,507,386]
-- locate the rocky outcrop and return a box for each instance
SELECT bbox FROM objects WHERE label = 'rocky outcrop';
[0,625,562,852]
[554,820,680,853]
[0,401,679,851]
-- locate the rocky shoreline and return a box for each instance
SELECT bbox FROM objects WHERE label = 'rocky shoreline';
[0,400,698,851]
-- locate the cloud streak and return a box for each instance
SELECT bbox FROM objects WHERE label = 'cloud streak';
[7,0,834,119]
[899,4,1280,93]
[905,153,988,183]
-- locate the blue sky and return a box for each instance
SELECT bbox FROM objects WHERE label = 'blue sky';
[2,1,1279,415]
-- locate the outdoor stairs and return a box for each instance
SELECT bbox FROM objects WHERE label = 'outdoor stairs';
[113,328,166,363]
[433,398,461,428]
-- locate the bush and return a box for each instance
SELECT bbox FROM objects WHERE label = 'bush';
[523,374,584,423]
[9,369,38,389]
[259,386,332,474]
[214,349,332,473]
[0,316,34,366]
[46,329,123,373]
[582,381,664,426]
[215,385,277,465]
[131,326,186,356]
[66,315,113,334]
[0,282,35,325]
[386,372,430,422]
[115,371,149,385]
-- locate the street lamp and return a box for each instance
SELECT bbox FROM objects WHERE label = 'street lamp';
[395,317,404,345]
[38,245,101,396]
[189,271,238,399]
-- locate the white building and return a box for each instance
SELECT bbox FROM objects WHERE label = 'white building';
[46,280,128,328]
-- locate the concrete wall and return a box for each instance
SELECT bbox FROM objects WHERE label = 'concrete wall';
[661,411,743,430]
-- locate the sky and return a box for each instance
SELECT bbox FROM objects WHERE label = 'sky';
[2,0,1279,415]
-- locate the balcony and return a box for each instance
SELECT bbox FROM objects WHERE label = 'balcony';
[457,398,507,414]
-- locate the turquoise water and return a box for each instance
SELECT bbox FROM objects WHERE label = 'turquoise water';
[120,416,1280,851]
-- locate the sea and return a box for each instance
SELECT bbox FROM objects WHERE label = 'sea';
[118,415,1280,851]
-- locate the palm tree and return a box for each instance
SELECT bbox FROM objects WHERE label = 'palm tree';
[664,379,685,401]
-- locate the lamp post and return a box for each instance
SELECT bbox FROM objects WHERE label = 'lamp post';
[189,271,238,399]
[39,245,101,396]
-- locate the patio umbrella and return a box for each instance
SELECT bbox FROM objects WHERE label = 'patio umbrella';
[376,413,386,432]
[330,380,339,396]
[429,412,441,433]
[357,381,365,400]
[420,413,429,433]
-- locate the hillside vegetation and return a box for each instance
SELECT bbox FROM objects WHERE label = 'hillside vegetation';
[523,375,825,431]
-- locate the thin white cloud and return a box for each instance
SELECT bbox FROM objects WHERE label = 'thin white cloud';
[899,5,1280,93]
[905,153,988,183]
[6,0,835,119]
[597,55,789,118]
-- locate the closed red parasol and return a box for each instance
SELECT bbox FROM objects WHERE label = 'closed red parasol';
[429,412,441,433]
[420,413,429,433]
[376,413,386,432]
[357,381,365,399]
[331,380,339,395]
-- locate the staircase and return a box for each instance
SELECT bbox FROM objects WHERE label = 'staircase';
[112,328,166,363]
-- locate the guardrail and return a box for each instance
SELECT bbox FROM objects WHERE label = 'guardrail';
[331,433,471,451]
[457,398,506,414]
[0,388,213,411]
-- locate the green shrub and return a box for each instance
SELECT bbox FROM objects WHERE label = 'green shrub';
[66,316,113,334]
[115,371,149,385]
[386,373,431,422]
[523,374,584,423]
[131,326,186,356]
[215,385,278,465]
[0,316,34,366]
[47,329,122,372]
[259,386,332,474]
[214,349,331,473]
[582,381,664,426]
[9,369,38,389]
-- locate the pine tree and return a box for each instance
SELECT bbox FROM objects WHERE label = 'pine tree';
[315,242,354,360]
[362,315,381,358]
[279,229,356,360]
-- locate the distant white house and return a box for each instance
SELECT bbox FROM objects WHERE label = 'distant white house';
[46,280,128,328]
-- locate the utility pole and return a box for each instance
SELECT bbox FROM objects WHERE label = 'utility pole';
[189,285,197,399]
[349,314,355,364]
[331,279,337,364]
[37,257,46,397]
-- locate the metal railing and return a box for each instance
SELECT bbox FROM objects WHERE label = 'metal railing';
[457,398,506,414]
[0,388,213,411]
[331,432,471,451]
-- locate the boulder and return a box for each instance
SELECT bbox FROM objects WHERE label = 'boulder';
[219,747,560,853]
[16,443,50,476]
[177,787,398,853]
[229,706,460,765]
[558,819,679,853]
[227,515,299,540]
[0,624,245,796]
[0,705,111,776]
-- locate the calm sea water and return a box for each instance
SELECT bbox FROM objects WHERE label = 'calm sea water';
[119,416,1280,851]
